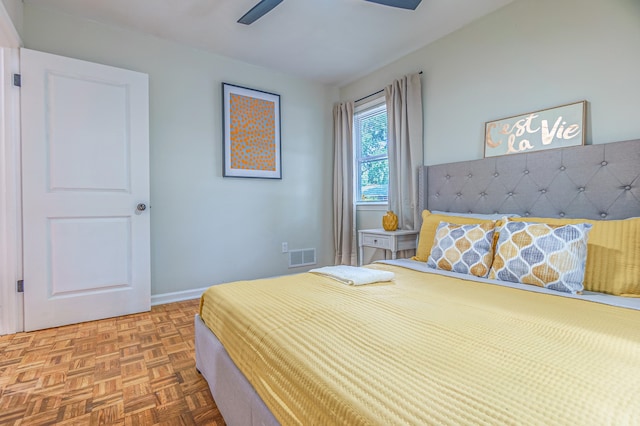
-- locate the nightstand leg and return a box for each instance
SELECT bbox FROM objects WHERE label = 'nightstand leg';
[359,245,364,266]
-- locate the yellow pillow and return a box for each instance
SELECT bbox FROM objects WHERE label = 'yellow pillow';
[413,210,498,262]
[510,216,640,296]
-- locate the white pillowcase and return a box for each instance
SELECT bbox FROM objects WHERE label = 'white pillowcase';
[431,211,520,221]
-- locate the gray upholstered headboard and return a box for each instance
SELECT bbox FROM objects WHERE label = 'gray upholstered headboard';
[418,139,640,221]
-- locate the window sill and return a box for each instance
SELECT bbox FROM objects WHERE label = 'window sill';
[356,203,388,211]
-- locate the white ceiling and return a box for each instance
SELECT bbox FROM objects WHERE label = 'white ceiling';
[24,0,514,86]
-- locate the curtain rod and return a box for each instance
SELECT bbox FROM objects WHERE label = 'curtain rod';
[354,71,423,104]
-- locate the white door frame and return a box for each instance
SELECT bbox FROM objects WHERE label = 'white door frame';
[0,1,22,335]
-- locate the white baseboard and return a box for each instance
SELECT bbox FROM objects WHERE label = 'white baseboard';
[151,286,210,306]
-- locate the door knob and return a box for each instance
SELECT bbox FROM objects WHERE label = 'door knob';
[137,203,147,212]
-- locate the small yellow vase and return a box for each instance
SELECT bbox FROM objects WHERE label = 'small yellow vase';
[382,211,398,231]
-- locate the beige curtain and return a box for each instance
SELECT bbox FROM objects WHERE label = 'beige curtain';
[385,73,423,238]
[333,101,357,265]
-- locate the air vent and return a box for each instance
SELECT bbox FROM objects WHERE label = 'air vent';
[288,248,316,268]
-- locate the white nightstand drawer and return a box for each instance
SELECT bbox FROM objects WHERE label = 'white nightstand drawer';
[362,234,391,249]
[358,228,419,266]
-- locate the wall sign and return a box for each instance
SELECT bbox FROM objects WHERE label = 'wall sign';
[222,83,281,179]
[484,101,586,158]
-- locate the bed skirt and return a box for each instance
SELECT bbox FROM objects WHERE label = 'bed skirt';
[194,314,279,426]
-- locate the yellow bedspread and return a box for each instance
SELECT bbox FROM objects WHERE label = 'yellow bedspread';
[199,264,640,425]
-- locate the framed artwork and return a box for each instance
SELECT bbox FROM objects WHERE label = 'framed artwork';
[222,83,281,178]
[484,100,586,158]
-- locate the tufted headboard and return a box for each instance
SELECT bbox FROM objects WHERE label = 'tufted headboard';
[417,139,640,221]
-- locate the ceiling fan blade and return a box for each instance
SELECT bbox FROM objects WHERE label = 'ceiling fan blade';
[365,0,422,10]
[237,0,284,25]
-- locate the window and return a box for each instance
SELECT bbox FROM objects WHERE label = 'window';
[355,102,388,203]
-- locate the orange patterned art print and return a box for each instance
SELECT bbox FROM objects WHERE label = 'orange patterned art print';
[223,83,281,179]
[229,94,276,171]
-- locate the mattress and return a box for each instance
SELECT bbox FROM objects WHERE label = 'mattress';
[199,263,640,425]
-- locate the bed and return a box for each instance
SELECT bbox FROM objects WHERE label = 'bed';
[195,139,640,425]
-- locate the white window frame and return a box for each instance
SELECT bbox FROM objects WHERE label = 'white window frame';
[354,97,388,206]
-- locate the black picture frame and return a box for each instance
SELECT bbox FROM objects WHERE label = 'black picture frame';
[222,83,281,179]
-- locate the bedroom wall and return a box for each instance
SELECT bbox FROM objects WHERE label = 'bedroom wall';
[22,4,336,296]
[1,0,22,38]
[342,0,640,164]
[344,0,640,263]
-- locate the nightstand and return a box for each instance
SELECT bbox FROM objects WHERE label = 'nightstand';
[358,228,419,266]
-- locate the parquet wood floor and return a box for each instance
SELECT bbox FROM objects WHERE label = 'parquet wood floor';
[0,299,226,425]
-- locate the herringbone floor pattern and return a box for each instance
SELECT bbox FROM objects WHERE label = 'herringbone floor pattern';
[0,299,225,425]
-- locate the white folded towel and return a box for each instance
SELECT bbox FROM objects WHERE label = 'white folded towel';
[309,265,394,286]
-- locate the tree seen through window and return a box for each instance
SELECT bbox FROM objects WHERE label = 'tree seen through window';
[357,104,388,202]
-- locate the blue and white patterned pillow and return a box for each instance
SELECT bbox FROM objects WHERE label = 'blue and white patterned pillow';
[427,221,496,278]
[488,220,592,293]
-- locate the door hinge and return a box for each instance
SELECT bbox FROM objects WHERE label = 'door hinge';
[17,280,24,293]
[13,73,21,87]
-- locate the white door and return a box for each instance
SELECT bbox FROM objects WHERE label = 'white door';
[21,48,150,331]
